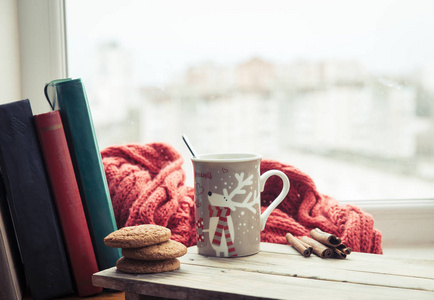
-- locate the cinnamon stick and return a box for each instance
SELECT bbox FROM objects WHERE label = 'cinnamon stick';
[300,236,333,258]
[285,233,312,257]
[332,247,347,259]
[336,243,352,255]
[310,228,341,247]
[298,238,312,250]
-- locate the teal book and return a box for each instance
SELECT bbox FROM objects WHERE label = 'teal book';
[45,79,121,270]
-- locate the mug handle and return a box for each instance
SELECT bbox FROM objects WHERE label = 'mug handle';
[259,170,290,231]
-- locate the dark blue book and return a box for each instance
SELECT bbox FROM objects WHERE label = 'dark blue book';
[0,99,74,300]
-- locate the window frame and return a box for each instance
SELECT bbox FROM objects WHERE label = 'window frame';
[17,0,434,248]
[17,0,67,115]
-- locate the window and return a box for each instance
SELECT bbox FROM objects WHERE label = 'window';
[14,0,434,247]
[65,0,434,202]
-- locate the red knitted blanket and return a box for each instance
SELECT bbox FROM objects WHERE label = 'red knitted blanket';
[101,143,382,254]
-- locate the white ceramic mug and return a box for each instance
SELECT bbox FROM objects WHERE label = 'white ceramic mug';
[192,153,290,257]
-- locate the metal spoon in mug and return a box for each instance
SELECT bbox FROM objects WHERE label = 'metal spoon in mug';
[182,134,198,158]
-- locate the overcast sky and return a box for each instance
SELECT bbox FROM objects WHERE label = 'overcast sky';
[66,0,434,86]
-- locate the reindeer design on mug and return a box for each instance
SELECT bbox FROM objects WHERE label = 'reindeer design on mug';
[206,172,258,257]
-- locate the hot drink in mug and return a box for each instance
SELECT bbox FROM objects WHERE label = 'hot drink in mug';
[192,153,290,257]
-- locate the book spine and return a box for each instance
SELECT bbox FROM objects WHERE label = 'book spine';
[0,176,25,300]
[0,99,74,300]
[54,79,121,270]
[34,111,102,296]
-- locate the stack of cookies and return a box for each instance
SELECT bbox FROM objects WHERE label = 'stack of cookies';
[104,224,187,274]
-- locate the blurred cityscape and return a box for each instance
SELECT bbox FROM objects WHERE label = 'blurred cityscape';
[86,42,434,200]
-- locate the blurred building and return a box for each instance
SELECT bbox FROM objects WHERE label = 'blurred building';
[89,43,434,184]
[89,41,141,148]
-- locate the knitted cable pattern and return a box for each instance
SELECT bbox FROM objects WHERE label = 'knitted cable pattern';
[259,160,382,254]
[101,143,382,254]
[101,143,196,247]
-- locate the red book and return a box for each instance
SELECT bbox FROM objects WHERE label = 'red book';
[34,110,102,297]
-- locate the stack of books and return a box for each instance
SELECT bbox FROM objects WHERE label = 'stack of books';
[0,79,121,300]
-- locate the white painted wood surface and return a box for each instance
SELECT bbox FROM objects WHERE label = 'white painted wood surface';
[93,243,434,299]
